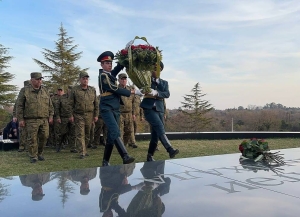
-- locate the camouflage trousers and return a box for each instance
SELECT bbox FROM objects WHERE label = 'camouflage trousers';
[18,127,27,150]
[120,112,133,146]
[92,117,107,146]
[128,119,138,145]
[68,121,76,150]
[56,117,71,148]
[48,120,60,147]
[25,118,49,159]
[74,113,94,156]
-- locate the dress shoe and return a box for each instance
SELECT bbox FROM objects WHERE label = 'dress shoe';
[70,149,78,153]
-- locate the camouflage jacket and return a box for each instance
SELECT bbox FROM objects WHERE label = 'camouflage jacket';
[16,85,54,121]
[69,85,99,117]
[119,85,135,114]
[51,95,60,117]
[55,94,72,119]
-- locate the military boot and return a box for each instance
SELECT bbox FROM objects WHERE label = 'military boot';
[114,137,135,164]
[158,134,179,158]
[102,145,114,166]
[146,141,158,162]
[147,154,155,162]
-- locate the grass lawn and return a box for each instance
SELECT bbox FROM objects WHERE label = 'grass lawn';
[1,138,299,177]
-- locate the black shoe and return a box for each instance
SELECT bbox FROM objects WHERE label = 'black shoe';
[102,160,110,166]
[91,145,97,149]
[168,148,179,158]
[56,146,61,153]
[85,153,90,157]
[147,154,155,162]
[123,155,135,164]
[87,145,92,148]
[30,158,37,163]
[38,156,45,161]
[129,144,138,148]
[18,149,25,152]
[80,155,84,159]
[70,149,78,153]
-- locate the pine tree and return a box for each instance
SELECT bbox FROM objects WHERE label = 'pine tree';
[179,82,213,131]
[33,23,88,91]
[0,44,18,107]
[0,43,17,127]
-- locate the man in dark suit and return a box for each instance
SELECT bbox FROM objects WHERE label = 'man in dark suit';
[140,62,179,161]
[98,51,142,166]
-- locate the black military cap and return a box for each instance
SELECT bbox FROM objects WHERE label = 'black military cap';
[97,51,114,62]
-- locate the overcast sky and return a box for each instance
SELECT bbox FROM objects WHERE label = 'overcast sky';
[1,0,299,109]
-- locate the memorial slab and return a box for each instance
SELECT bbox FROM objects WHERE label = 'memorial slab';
[1,148,300,216]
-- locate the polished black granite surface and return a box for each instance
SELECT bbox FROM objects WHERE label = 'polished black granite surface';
[1,148,300,216]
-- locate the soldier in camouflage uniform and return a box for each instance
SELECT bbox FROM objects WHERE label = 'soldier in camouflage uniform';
[128,94,143,148]
[16,72,54,163]
[13,80,30,152]
[69,72,99,159]
[55,87,72,152]
[47,92,60,148]
[66,85,77,152]
[69,167,97,195]
[19,172,50,201]
[91,95,107,147]
[118,73,137,148]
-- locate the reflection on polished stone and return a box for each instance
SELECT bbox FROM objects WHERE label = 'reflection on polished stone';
[1,148,300,216]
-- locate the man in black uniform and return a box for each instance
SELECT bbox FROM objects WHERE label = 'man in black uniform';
[140,62,179,161]
[97,51,142,166]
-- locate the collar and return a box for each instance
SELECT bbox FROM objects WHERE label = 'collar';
[103,70,111,74]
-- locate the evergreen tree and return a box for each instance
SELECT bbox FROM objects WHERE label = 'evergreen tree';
[179,82,213,131]
[0,43,17,127]
[33,23,88,91]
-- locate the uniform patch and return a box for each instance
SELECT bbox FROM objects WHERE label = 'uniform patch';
[103,78,108,84]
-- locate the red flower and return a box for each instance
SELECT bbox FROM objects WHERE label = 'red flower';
[239,144,244,153]
[121,49,128,55]
[131,45,137,50]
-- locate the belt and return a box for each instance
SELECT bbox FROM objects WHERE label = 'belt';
[102,187,113,191]
[101,92,113,97]
[143,95,163,100]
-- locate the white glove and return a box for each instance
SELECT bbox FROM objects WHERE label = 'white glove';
[149,89,158,96]
[133,182,144,191]
[125,40,134,49]
[134,89,144,96]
